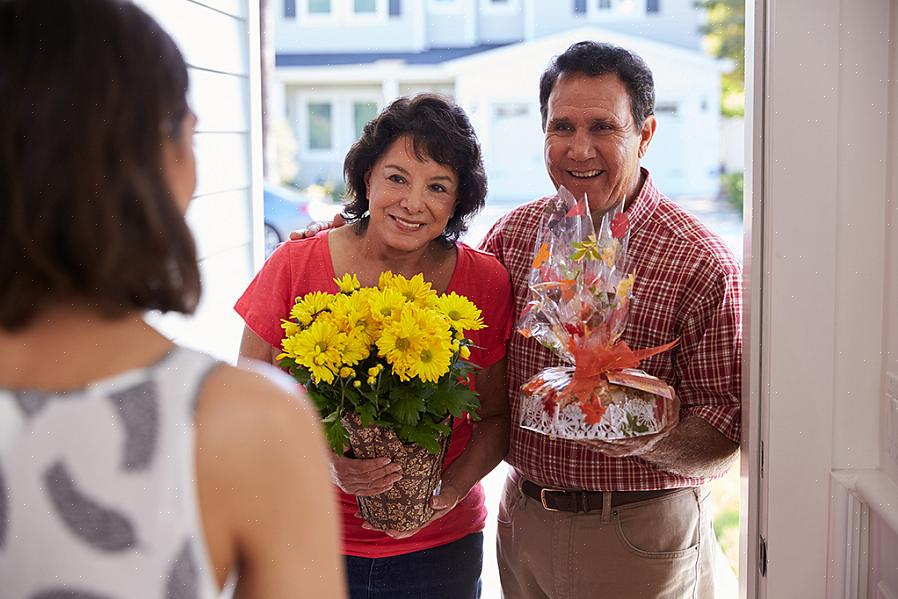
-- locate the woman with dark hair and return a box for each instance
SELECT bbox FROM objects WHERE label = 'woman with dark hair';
[0,0,345,597]
[236,94,513,598]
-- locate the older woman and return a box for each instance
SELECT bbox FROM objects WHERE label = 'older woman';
[236,94,512,598]
[0,1,344,597]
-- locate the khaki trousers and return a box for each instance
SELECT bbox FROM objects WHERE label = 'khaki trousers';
[496,470,717,599]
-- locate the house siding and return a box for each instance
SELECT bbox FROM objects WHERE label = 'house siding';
[137,0,261,362]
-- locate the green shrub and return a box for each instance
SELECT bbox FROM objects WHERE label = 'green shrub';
[720,172,744,214]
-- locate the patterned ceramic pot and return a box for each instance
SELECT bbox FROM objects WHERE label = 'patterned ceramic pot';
[342,414,451,532]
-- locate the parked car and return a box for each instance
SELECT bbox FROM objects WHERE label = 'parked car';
[264,182,311,258]
[263,183,344,258]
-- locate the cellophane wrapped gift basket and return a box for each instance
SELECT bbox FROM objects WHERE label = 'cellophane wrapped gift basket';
[517,187,678,440]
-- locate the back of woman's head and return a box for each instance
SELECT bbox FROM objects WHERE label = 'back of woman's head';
[0,0,201,332]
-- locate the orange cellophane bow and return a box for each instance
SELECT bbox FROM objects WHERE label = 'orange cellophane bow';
[567,336,680,407]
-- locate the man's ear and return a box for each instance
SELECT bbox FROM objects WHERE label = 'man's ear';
[638,114,657,159]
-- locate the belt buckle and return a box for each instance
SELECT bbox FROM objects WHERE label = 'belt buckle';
[539,487,564,512]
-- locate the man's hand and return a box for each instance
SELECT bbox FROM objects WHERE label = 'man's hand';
[330,453,402,496]
[360,480,463,539]
[578,390,680,458]
[289,213,346,240]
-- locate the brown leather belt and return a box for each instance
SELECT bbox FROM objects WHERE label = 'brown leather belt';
[521,479,680,513]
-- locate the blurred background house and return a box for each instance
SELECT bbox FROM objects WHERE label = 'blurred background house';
[268,0,731,200]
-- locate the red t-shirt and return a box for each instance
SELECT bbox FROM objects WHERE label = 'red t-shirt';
[235,231,513,558]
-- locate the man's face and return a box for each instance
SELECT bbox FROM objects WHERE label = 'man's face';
[544,72,656,219]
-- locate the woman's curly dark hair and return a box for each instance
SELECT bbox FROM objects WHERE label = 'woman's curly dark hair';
[342,94,487,244]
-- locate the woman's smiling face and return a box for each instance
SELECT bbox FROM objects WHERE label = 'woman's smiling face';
[365,135,459,253]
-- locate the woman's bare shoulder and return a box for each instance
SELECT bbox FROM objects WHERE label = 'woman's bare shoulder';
[195,362,319,455]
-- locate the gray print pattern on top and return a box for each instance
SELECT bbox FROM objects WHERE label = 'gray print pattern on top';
[0,462,7,550]
[165,539,198,599]
[109,380,158,471]
[32,590,114,599]
[45,461,137,552]
[14,391,55,419]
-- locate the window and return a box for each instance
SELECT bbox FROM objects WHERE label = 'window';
[284,0,297,18]
[429,0,461,12]
[353,101,379,139]
[654,102,679,117]
[646,0,659,12]
[354,0,376,13]
[588,0,643,19]
[308,102,333,150]
[481,0,519,12]
[308,0,332,14]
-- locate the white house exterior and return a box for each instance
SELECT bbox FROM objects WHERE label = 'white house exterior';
[271,0,725,200]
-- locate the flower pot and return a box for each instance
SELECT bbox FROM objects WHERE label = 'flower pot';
[342,414,451,532]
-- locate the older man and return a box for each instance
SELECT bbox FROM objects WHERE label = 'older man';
[480,41,741,598]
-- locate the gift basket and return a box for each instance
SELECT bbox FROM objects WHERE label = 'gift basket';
[517,187,678,440]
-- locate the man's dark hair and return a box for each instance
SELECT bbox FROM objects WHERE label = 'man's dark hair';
[539,41,656,130]
[0,0,200,331]
[343,94,487,244]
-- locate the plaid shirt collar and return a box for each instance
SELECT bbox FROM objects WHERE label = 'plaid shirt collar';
[624,167,662,235]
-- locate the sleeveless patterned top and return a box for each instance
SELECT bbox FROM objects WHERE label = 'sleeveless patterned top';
[0,345,221,598]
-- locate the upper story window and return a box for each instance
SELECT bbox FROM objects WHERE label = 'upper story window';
[284,0,297,18]
[294,0,388,23]
[480,0,520,13]
[309,0,332,14]
[646,0,660,13]
[353,0,376,14]
[429,0,463,13]
[587,0,647,20]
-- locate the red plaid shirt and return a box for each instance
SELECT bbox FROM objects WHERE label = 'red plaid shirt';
[479,170,742,491]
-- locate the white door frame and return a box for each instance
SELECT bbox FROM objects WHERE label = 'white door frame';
[741,0,764,595]
[746,0,897,597]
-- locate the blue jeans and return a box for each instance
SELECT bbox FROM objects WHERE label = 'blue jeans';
[344,532,483,599]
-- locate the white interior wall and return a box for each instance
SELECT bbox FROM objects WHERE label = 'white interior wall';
[760,0,895,596]
[138,0,262,362]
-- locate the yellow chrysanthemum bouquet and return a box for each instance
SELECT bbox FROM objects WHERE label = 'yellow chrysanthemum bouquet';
[277,272,486,530]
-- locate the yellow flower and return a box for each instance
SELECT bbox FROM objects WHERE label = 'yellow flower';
[378,271,395,289]
[459,345,471,360]
[389,273,438,307]
[353,380,362,388]
[435,292,485,332]
[288,318,342,384]
[376,305,427,379]
[281,319,300,337]
[409,334,454,383]
[367,364,384,377]
[342,331,371,364]
[339,366,355,378]
[334,273,361,294]
[369,287,407,323]
[367,376,377,385]
[290,291,334,326]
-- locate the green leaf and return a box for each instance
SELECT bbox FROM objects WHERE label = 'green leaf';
[305,387,333,416]
[388,387,425,426]
[356,402,376,427]
[323,418,349,453]
[397,424,442,454]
